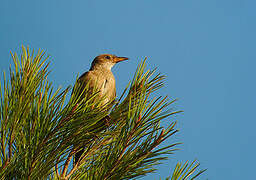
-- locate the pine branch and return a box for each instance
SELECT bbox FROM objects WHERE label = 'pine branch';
[0,47,205,179]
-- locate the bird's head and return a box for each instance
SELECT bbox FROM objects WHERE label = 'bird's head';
[90,54,129,70]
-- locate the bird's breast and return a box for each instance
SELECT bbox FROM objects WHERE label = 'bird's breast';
[99,71,116,103]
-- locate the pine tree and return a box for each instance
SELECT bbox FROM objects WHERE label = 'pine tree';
[0,46,205,179]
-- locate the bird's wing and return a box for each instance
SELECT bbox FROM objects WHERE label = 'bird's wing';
[73,71,105,100]
[78,71,105,90]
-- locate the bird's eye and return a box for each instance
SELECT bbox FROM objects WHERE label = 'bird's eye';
[105,55,111,59]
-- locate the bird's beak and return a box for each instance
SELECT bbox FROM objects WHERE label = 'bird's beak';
[115,57,129,63]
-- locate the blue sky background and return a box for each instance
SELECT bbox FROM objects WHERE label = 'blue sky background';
[0,0,255,179]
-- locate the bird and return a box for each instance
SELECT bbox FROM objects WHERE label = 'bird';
[74,54,128,105]
[73,54,128,164]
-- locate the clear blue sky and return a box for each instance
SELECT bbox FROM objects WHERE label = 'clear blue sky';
[0,0,255,179]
